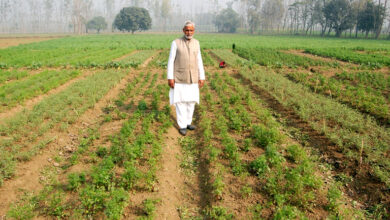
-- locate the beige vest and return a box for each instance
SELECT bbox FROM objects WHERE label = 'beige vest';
[174,36,200,84]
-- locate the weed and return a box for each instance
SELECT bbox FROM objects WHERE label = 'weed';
[7,191,36,220]
[240,185,253,198]
[104,187,129,220]
[251,125,281,148]
[141,198,161,217]
[79,185,109,215]
[286,145,307,163]
[273,205,306,220]
[205,206,234,220]
[96,146,108,158]
[120,161,141,190]
[67,172,86,191]
[250,155,270,176]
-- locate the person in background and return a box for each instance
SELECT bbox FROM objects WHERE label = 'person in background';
[167,21,206,136]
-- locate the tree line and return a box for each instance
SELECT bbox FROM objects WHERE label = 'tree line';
[222,0,388,39]
[0,0,389,39]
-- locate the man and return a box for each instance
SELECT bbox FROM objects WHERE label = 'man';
[167,21,205,136]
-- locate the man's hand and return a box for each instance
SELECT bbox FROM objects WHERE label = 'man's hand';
[168,79,175,88]
[199,80,205,88]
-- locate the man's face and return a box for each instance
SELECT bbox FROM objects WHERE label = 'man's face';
[183,25,195,39]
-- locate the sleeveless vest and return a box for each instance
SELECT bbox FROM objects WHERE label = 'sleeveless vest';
[174,36,200,84]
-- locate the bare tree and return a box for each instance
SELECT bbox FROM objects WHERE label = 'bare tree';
[261,0,284,32]
[161,0,172,31]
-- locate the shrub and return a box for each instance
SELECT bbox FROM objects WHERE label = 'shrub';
[67,172,86,191]
[251,125,281,148]
[104,188,129,220]
[142,198,161,217]
[120,162,141,190]
[206,206,234,220]
[79,186,108,215]
[286,145,307,163]
[250,155,269,176]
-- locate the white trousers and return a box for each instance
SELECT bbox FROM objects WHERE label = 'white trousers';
[175,102,196,129]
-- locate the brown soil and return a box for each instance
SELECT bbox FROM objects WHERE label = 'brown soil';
[0,68,138,216]
[0,37,61,49]
[0,70,95,123]
[154,120,186,219]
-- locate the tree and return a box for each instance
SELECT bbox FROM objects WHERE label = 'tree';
[247,0,262,34]
[313,0,330,36]
[323,0,355,37]
[160,0,171,31]
[357,1,376,37]
[261,0,284,32]
[214,8,240,33]
[113,7,152,34]
[87,16,107,33]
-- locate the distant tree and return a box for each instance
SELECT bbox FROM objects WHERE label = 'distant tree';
[87,16,108,33]
[0,0,11,32]
[261,0,284,32]
[113,7,152,34]
[313,0,330,36]
[373,1,386,39]
[323,0,355,37]
[240,0,262,34]
[357,1,376,37]
[214,8,240,33]
[160,0,171,31]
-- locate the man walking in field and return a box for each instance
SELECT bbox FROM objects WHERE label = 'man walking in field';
[167,21,205,136]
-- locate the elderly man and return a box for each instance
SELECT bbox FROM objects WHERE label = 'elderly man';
[167,21,205,136]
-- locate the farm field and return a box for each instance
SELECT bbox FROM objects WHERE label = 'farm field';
[0,34,389,219]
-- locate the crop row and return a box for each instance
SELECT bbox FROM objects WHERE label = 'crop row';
[288,71,390,125]
[0,69,29,85]
[7,69,172,219]
[217,51,390,189]
[1,47,134,68]
[304,48,390,68]
[193,69,362,218]
[335,71,390,92]
[233,48,335,68]
[0,70,80,112]
[0,69,130,186]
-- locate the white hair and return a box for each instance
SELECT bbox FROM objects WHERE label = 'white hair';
[184,21,195,28]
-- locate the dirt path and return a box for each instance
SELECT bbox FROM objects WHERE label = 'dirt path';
[113,50,138,61]
[283,49,353,67]
[155,124,185,219]
[0,69,138,216]
[0,70,95,123]
[142,50,162,68]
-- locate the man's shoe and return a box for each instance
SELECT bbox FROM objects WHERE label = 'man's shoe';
[187,125,196,130]
[179,128,187,136]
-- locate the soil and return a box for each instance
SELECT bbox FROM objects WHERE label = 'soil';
[154,117,186,219]
[0,37,62,49]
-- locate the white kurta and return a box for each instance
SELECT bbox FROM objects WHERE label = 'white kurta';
[167,40,205,105]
